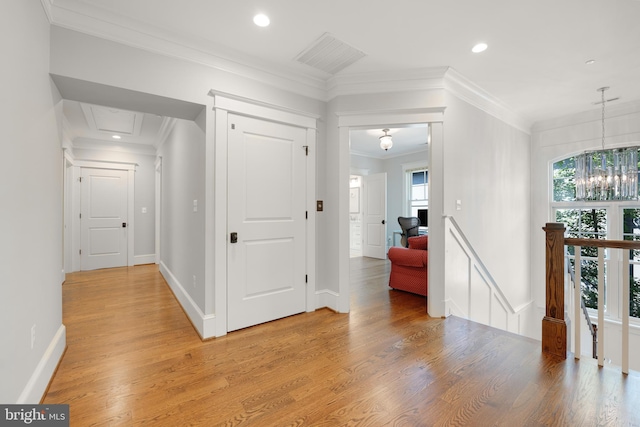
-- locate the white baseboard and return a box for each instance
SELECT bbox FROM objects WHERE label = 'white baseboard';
[315,289,341,312]
[134,254,156,265]
[17,325,66,404]
[159,262,217,339]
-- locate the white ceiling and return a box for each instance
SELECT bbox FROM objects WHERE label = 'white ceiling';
[52,0,640,148]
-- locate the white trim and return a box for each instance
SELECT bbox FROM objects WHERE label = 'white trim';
[159,261,216,339]
[203,102,216,317]
[134,254,155,265]
[337,108,445,128]
[126,169,135,267]
[72,138,157,156]
[47,2,327,101]
[39,0,53,23]
[338,110,444,316]
[154,156,162,265]
[211,94,318,333]
[315,289,340,312]
[213,107,228,337]
[444,215,536,336]
[17,325,66,404]
[444,68,532,134]
[68,159,137,271]
[327,67,449,100]
[209,91,318,129]
[306,128,317,313]
[73,159,138,170]
[155,117,177,151]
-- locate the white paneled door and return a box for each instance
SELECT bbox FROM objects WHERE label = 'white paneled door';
[227,114,307,332]
[80,168,128,270]
[363,173,387,259]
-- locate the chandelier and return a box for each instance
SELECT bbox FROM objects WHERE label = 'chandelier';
[575,87,638,201]
[379,129,393,151]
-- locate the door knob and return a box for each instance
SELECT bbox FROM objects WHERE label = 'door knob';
[382,220,386,225]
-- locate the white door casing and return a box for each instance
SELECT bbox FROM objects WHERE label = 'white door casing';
[227,114,307,332]
[80,168,128,270]
[363,172,387,259]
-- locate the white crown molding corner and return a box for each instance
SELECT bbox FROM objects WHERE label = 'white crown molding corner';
[154,117,177,151]
[39,0,53,23]
[48,1,327,102]
[443,68,532,135]
[326,67,448,101]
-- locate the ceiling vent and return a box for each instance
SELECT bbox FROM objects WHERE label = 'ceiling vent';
[294,33,366,75]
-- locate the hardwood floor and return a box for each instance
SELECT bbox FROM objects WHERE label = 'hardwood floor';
[44,258,640,426]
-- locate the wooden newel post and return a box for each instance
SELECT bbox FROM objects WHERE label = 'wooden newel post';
[542,223,567,358]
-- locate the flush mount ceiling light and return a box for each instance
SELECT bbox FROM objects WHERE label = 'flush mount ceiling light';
[253,13,270,27]
[575,87,638,201]
[379,129,393,151]
[112,135,122,140]
[472,43,488,53]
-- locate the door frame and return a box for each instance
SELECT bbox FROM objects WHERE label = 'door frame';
[64,155,137,272]
[210,91,318,337]
[337,110,444,314]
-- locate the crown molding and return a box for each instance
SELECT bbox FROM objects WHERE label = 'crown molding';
[39,0,53,23]
[47,2,528,133]
[47,0,327,101]
[155,117,177,151]
[326,67,448,100]
[443,68,531,134]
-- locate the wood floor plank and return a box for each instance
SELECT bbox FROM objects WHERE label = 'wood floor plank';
[42,259,640,426]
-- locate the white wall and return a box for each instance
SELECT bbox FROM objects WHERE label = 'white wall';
[0,0,65,403]
[443,94,532,309]
[157,113,207,312]
[71,147,157,262]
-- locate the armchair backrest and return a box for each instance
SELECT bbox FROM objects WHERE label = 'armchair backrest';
[398,216,420,248]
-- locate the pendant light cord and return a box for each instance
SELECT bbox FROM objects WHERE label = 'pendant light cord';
[601,87,606,151]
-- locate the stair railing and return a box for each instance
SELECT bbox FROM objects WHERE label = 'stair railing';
[566,253,598,359]
[543,223,636,374]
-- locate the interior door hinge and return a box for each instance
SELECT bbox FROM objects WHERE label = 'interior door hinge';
[306,211,308,219]
[231,124,235,130]
[305,274,308,283]
[79,177,82,183]
[79,213,82,219]
[303,145,309,156]
[79,249,82,255]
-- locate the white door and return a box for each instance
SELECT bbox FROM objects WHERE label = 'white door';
[80,168,128,270]
[363,173,387,259]
[227,114,307,332]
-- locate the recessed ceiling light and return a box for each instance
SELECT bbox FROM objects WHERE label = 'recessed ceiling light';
[112,135,122,140]
[253,14,270,27]
[585,59,596,65]
[472,43,488,53]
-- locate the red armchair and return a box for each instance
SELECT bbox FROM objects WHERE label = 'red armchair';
[387,235,428,296]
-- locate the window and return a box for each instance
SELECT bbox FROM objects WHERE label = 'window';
[408,169,428,222]
[555,208,608,312]
[552,157,640,320]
